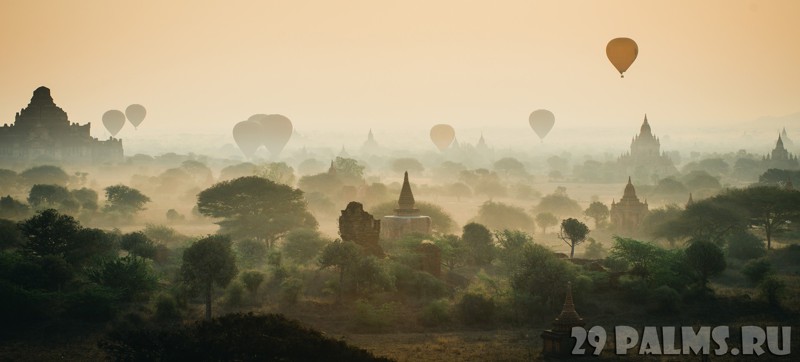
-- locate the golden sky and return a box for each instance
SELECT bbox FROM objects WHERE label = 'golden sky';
[0,0,798,139]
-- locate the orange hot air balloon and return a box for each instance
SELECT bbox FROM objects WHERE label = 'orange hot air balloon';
[102,110,126,136]
[233,120,266,159]
[606,37,638,78]
[430,124,455,151]
[125,104,147,129]
[528,109,555,141]
[248,114,293,157]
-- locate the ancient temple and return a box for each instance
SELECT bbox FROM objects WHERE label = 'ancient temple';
[610,177,649,234]
[0,87,123,165]
[476,133,489,153]
[339,201,383,257]
[781,128,794,149]
[380,171,432,240]
[617,115,678,179]
[360,129,381,154]
[763,134,799,169]
[541,283,585,358]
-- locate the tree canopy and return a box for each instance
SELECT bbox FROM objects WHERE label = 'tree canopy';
[181,234,238,319]
[196,176,317,246]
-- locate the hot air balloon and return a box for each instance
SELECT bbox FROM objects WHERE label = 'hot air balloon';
[606,37,638,78]
[233,120,266,159]
[248,114,293,157]
[125,104,147,129]
[529,109,555,141]
[430,124,455,151]
[102,110,126,137]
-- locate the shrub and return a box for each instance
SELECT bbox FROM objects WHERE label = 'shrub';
[100,313,391,361]
[65,286,119,322]
[457,292,495,325]
[354,300,396,331]
[154,294,181,323]
[225,282,245,307]
[648,285,681,314]
[419,299,451,327]
[726,231,766,261]
[758,276,786,307]
[742,258,773,284]
[240,270,265,295]
[280,277,303,307]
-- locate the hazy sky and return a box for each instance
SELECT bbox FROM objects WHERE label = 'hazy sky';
[1,0,798,143]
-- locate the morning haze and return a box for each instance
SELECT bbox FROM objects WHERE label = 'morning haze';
[0,1,799,361]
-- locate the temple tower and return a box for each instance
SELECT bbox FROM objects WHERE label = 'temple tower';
[610,177,649,235]
[380,171,432,240]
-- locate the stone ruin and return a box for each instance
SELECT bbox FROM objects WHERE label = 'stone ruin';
[339,201,384,257]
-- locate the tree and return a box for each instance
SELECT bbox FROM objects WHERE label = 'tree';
[104,185,151,216]
[434,234,467,272]
[219,162,257,181]
[0,219,24,250]
[0,195,30,220]
[494,230,533,270]
[493,157,529,179]
[318,240,362,299]
[726,230,766,261]
[257,162,296,186]
[534,187,582,217]
[462,223,494,266]
[19,165,69,187]
[87,256,156,302]
[27,184,76,213]
[535,212,558,234]
[181,235,238,320]
[757,168,799,187]
[685,240,726,289]
[656,197,748,246]
[724,186,800,250]
[641,204,683,246]
[196,176,317,247]
[18,209,81,259]
[511,244,577,319]
[558,218,589,259]
[472,201,534,234]
[120,231,157,259]
[282,228,331,264]
[333,157,365,184]
[584,201,609,228]
[240,271,265,295]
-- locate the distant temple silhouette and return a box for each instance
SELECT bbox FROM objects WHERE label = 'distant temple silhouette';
[763,134,798,169]
[781,128,794,149]
[617,115,677,180]
[0,87,123,165]
[360,129,381,154]
[610,177,649,235]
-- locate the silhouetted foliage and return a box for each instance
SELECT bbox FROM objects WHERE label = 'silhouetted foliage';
[120,231,157,259]
[181,235,238,319]
[535,212,558,234]
[104,184,151,217]
[197,176,317,247]
[726,230,766,261]
[462,223,494,266]
[19,165,69,187]
[282,228,330,264]
[685,240,726,289]
[457,292,495,325]
[534,187,582,217]
[558,218,589,259]
[87,256,157,302]
[0,196,30,220]
[19,209,81,259]
[511,244,576,319]
[473,201,534,234]
[723,186,800,249]
[100,313,390,361]
[584,201,609,228]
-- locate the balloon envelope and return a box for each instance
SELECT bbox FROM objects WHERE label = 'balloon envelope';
[249,114,293,157]
[102,110,126,136]
[233,120,266,159]
[606,37,638,77]
[430,124,455,151]
[125,104,147,128]
[528,110,555,140]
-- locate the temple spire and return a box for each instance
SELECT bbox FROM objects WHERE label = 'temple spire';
[552,282,584,332]
[395,171,419,216]
[687,193,694,207]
